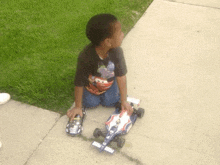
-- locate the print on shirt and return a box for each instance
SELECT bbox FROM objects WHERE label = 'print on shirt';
[86,60,115,95]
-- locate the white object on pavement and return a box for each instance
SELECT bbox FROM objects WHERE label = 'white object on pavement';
[0,93,11,105]
[127,96,140,105]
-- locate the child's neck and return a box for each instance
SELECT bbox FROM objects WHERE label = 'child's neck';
[95,46,110,59]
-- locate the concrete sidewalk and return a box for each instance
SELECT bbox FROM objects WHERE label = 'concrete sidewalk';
[1,0,220,164]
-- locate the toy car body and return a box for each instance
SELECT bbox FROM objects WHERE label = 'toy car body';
[66,108,86,136]
[92,97,145,154]
[66,115,83,136]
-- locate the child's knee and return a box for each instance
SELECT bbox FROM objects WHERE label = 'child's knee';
[101,96,120,107]
[83,88,101,108]
[83,99,100,108]
[101,101,118,107]
[83,96,100,108]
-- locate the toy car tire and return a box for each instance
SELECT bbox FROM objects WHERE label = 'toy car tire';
[93,128,101,138]
[137,108,145,118]
[117,138,125,148]
[115,102,121,111]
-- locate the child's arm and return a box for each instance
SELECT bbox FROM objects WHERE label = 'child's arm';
[116,75,133,115]
[74,86,83,109]
[116,75,127,102]
[67,86,83,120]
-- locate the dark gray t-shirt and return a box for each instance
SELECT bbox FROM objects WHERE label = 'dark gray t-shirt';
[74,43,127,95]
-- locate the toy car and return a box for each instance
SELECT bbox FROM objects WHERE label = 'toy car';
[66,108,86,136]
[91,97,145,154]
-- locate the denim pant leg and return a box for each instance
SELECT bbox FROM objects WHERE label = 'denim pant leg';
[100,79,120,107]
[82,87,101,108]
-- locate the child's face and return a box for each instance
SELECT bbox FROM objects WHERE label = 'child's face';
[109,21,124,48]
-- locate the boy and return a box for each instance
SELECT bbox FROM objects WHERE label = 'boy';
[66,14,133,134]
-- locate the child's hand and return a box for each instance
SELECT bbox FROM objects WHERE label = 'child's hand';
[67,107,83,121]
[121,101,133,115]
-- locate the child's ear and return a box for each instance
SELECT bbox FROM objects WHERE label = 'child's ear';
[104,38,112,47]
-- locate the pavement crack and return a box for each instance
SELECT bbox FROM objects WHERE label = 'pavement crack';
[164,0,220,10]
[79,134,143,164]
[142,134,217,159]
[23,115,61,165]
[119,151,144,165]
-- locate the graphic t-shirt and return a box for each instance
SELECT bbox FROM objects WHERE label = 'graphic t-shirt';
[74,43,127,95]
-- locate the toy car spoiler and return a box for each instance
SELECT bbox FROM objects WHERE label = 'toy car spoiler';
[91,141,115,154]
[127,96,140,106]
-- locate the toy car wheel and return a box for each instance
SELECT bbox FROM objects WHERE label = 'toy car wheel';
[117,138,125,148]
[93,128,101,138]
[115,102,121,111]
[137,108,145,118]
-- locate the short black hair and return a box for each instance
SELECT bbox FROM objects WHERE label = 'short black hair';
[86,14,118,46]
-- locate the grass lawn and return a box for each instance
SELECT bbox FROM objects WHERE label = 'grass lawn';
[0,0,153,115]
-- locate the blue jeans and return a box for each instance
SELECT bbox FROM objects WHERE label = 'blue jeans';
[82,79,120,108]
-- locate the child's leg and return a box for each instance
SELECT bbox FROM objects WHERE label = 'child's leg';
[82,87,101,108]
[100,79,120,107]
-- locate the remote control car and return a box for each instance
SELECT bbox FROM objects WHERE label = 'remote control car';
[66,108,86,136]
[92,97,145,154]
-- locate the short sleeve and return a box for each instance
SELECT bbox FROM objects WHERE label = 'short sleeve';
[74,56,87,86]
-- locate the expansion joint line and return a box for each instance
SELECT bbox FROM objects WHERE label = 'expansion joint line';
[164,0,220,10]
[23,116,61,165]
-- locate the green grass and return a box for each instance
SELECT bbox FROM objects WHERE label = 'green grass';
[0,0,153,115]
